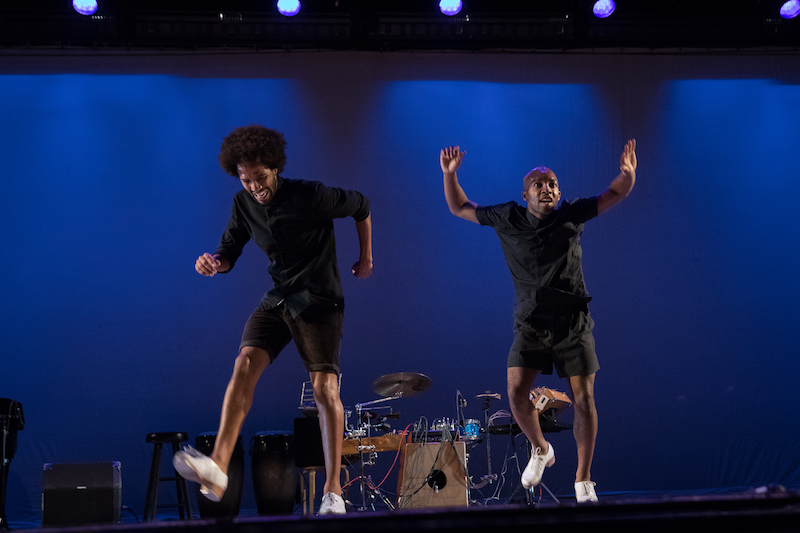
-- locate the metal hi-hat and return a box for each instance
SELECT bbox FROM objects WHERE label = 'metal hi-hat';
[371,372,432,398]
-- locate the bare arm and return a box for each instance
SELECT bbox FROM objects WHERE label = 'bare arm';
[351,213,373,279]
[195,253,230,277]
[597,139,637,215]
[441,146,479,224]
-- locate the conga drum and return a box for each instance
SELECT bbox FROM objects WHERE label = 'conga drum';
[193,433,244,518]
[250,431,297,516]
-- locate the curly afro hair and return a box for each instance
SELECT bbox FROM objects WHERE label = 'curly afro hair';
[218,125,287,177]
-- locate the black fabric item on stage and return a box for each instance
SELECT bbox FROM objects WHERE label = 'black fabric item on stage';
[194,433,244,518]
[250,432,297,516]
[42,462,121,527]
[293,417,325,468]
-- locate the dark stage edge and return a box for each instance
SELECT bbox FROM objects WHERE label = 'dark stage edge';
[16,493,800,533]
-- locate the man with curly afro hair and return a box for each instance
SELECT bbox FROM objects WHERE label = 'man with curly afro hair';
[174,125,373,516]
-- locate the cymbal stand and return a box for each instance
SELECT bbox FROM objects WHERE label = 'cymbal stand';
[482,396,495,485]
[349,395,399,511]
[471,393,500,490]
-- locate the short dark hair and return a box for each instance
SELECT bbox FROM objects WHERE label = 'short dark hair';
[218,125,287,177]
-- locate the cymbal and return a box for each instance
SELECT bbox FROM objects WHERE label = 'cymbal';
[476,392,501,400]
[372,372,432,398]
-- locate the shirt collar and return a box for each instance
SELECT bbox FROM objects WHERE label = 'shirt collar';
[273,174,285,199]
[525,207,547,228]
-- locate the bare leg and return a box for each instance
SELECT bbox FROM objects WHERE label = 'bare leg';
[210,346,272,474]
[568,373,597,482]
[310,371,344,495]
[507,367,548,453]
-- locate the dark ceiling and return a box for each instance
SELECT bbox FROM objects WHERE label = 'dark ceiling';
[1,1,799,52]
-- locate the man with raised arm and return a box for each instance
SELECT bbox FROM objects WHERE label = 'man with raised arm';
[174,125,373,515]
[440,140,636,503]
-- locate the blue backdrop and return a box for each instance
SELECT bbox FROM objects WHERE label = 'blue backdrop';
[1,51,799,527]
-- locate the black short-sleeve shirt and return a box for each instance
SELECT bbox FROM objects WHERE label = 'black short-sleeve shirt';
[215,176,370,318]
[476,197,598,320]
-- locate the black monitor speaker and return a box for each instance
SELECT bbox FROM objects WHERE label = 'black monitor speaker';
[42,462,121,527]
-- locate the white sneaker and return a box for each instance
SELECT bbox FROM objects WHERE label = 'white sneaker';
[172,445,228,502]
[575,481,598,503]
[521,442,555,489]
[318,492,346,515]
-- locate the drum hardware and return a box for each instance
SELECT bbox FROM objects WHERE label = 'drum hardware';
[359,410,398,433]
[346,427,367,439]
[468,391,500,490]
[350,394,398,509]
[360,410,400,421]
[360,410,378,422]
[346,372,432,512]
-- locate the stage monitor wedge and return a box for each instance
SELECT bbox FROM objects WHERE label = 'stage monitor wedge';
[42,462,121,527]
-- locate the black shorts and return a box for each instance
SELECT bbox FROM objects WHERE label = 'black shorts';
[240,301,343,374]
[507,309,599,378]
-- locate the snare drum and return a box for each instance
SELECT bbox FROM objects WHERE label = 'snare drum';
[461,419,481,440]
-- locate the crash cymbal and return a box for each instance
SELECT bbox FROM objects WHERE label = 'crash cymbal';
[372,372,431,398]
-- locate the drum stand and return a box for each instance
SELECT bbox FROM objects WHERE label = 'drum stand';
[481,394,498,486]
[469,393,500,490]
[348,395,398,512]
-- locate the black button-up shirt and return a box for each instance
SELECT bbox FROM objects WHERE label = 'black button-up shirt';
[215,176,371,318]
[476,197,598,320]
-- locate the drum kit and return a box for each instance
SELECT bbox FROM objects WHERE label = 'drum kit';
[342,372,505,511]
[343,372,431,511]
[341,373,573,510]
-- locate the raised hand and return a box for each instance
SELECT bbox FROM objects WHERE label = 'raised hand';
[620,139,637,179]
[441,145,466,174]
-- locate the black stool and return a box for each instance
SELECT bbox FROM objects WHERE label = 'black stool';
[143,432,193,521]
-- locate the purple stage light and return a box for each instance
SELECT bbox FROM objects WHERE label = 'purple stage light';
[277,0,301,17]
[72,0,98,16]
[439,0,463,17]
[780,0,800,19]
[592,0,616,19]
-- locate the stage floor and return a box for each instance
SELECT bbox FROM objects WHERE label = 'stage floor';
[12,491,800,533]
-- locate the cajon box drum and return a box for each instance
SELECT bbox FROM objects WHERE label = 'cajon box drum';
[397,442,468,509]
